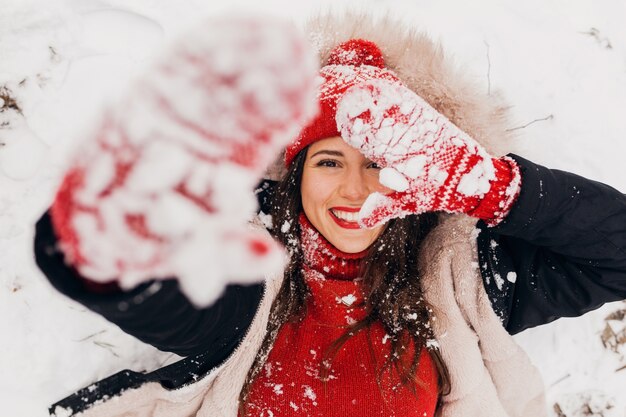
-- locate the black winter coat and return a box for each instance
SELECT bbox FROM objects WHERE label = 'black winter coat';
[35,155,626,415]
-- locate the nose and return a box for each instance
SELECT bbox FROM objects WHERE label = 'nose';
[338,166,371,202]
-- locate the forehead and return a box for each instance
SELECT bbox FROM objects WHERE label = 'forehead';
[307,136,366,160]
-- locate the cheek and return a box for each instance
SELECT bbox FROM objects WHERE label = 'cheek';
[300,171,336,207]
[301,169,332,215]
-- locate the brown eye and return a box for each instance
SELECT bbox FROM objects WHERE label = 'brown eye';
[316,159,339,168]
[367,162,381,169]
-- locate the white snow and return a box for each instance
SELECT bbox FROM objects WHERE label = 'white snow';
[456,161,494,196]
[379,166,409,192]
[401,155,428,179]
[1,1,625,417]
[280,220,291,234]
[506,272,517,284]
[493,273,504,291]
[339,293,357,306]
[272,384,283,395]
[50,406,72,417]
[303,385,317,403]
[0,121,48,179]
[406,312,418,320]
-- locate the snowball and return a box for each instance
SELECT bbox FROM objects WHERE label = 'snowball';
[344,88,372,119]
[177,225,286,307]
[144,193,206,237]
[427,165,448,185]
[457,159,494,196]
[351,117,364,134]
[379,167,409,192]
[402,155,427,179]
[358,192,390,227]
[124,140,194,193]
[184,163,215,196]
[78,152,116,200]
[375,125,393,144]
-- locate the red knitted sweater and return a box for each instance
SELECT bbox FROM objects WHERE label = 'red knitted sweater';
[244,214,439,416]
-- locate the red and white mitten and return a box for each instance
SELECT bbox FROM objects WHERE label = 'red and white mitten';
[336,79,521,228]
[51,16,318,306]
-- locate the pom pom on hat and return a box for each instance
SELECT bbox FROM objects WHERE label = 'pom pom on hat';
[327,39,386,68]
[285,39,398,166]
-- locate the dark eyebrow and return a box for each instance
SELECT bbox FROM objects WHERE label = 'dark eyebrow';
[309,150,344,159]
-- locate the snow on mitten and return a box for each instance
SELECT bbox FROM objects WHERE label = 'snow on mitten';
[51,15,318,306]
[336,79,521,228]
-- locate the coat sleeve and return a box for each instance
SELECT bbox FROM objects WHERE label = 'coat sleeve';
[33,180,277,359]
[477,154,626,335]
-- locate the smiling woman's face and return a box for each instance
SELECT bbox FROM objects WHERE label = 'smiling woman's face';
[300,136,391,253]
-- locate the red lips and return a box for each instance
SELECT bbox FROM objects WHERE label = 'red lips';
[329,207,362,229]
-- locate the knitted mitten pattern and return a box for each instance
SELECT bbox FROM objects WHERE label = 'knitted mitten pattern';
[51,15,318,306]
[336,79,521,228]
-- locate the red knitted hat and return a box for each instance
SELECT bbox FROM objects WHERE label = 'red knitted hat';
[284,39,401,166]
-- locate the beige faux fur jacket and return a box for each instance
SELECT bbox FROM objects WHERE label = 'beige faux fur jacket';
[52,12,548,417]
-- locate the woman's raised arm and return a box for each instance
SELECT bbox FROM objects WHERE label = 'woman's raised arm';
[35,16,316,357]
[477,154,626,334]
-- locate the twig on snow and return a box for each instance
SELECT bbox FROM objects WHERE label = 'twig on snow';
[484,40,492,96]
[75,330,107,342]
[506,114,554,132]
[0,86,21,113]
[93,340,120,358]
[579,28,613,50]
[549,373,570,387]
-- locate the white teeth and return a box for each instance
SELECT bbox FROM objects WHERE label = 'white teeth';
[332,210,359,222]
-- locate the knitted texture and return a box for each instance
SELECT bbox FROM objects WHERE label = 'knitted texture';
[244,214,439,416]
[468,156,522,225]
[299,213,366,280]
[284,39,399,166]
[50,16,318,306]
[327,39,386,68]
[336,79,521,228]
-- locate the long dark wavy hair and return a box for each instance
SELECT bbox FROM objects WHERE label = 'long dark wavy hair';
[238,148,451,413]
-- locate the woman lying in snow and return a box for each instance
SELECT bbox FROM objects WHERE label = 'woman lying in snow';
[36,13,626,417]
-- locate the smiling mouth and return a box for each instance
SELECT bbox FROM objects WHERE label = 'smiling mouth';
[329,208,362,229]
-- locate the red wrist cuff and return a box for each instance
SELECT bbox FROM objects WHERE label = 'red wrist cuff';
[468,156,522,226]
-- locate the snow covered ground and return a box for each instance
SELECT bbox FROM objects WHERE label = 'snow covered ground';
[1,0,624,416]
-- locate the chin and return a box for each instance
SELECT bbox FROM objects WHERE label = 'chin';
[327,232,376,254]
